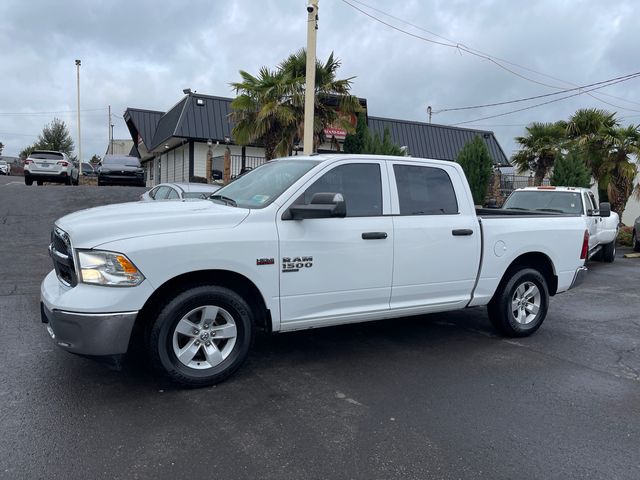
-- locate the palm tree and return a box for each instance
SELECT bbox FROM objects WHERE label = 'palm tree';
[512,121,567,185]
[229,67,298,160]
[230,50,361,159]
[599,125,640,218]
[566,108,618,201]
[278,49,362,151]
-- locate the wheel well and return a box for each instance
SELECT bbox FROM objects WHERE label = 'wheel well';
[499,252,558,296]
[132,270,271,346]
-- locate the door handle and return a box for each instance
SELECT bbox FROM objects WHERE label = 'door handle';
[362,232,388,240]
[452,229,474,236]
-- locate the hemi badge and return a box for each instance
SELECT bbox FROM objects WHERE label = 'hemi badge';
[256,258,275,266]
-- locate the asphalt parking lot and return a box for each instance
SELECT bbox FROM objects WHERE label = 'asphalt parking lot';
[1,175,639,480]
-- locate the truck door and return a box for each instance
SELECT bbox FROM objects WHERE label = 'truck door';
[277,160,393,328]
[583,192,598,252]
[388,161,481,311]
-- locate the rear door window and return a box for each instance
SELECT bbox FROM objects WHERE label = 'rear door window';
[154,186,171,200]
[393,164,458,215]
[166,188,180,200]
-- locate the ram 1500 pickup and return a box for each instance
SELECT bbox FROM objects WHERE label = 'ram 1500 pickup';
[41,154,589,386]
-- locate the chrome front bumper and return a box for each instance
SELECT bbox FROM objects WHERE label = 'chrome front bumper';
[569,266,588,290]
[41,303,137,355]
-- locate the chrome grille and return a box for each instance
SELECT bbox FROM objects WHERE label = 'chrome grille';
[50,227,77,287]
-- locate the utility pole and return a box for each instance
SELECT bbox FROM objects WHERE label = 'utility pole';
[427,105,432,124]
[75,59,82,175]
[108,105,112,154]
[303,0,319,155]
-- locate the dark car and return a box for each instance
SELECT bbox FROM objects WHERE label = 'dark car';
[97,155,145,186]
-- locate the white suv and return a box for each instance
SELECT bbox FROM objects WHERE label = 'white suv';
[24,150,79,186]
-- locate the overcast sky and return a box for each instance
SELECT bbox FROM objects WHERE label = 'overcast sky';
[1,0,639,159]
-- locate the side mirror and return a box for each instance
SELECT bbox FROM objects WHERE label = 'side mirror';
[598,202,611,217]
[486,199,498,209]
[285,192,346,220]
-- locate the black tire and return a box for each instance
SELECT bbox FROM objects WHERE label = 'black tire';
[633,230,640,252]
[487,268,549,337]
[602,241,616,263]
[25,177,33,186]
[147,285,254,387]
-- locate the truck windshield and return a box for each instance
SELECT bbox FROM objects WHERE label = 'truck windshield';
[503,191,583,214]
[209,159,320,209]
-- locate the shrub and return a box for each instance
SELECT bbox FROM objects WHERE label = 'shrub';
[617,226,633,247]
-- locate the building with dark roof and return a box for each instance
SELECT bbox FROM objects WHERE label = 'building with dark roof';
[124,92,509,187]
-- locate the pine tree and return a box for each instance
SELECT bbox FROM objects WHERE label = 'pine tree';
[456,136,494,205]
[33,118,75,155]
[550,150,591,188]
[343,112,367,154]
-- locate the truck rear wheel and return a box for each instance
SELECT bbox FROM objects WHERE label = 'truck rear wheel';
[147,285,254,387]
[488,268,549,337]
[601,241,616,262]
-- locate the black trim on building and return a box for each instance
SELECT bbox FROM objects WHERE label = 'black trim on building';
[188,141,194,179]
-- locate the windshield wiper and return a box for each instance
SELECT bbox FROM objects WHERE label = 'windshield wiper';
[209,194,237,207]
[504,207,528,210]
[535,208,564,213]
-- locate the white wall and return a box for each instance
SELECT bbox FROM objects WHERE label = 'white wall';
[142,142,268,187]
[589,170,640,226]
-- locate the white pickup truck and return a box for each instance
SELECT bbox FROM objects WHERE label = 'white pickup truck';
[41,154,589,386]
[502,186,619,262]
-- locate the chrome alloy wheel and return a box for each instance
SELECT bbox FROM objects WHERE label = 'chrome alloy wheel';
[172,305,237,369]
[511,281,541,325]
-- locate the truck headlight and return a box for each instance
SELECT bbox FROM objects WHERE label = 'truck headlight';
[77,250,145,286]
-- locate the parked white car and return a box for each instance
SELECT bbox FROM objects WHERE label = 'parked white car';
[0,160,10,175]
[140,182,221,201]
[41,154,589,386]
[503,186,619,262]
[24,150,79,186]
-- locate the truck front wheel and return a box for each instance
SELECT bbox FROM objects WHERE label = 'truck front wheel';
[147,285,254,387]
[488,268,549,337]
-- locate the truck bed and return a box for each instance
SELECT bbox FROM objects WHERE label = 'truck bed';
[476,208,580,218]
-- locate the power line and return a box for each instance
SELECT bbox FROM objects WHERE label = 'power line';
[340,0,564,90]
[342,0,640,110]
[450,73,640,126]
[0,107,107,116]
[435,71,640,113]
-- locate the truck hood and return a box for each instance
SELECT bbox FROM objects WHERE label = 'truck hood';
[56,200,250,248]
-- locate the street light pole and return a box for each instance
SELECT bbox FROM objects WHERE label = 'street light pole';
[303,0,319,155]
[75,59,82,175]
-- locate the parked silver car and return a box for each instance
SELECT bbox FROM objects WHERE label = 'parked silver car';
[140,182,221,201]
[24,150,79,186]
[0,160,9,175]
